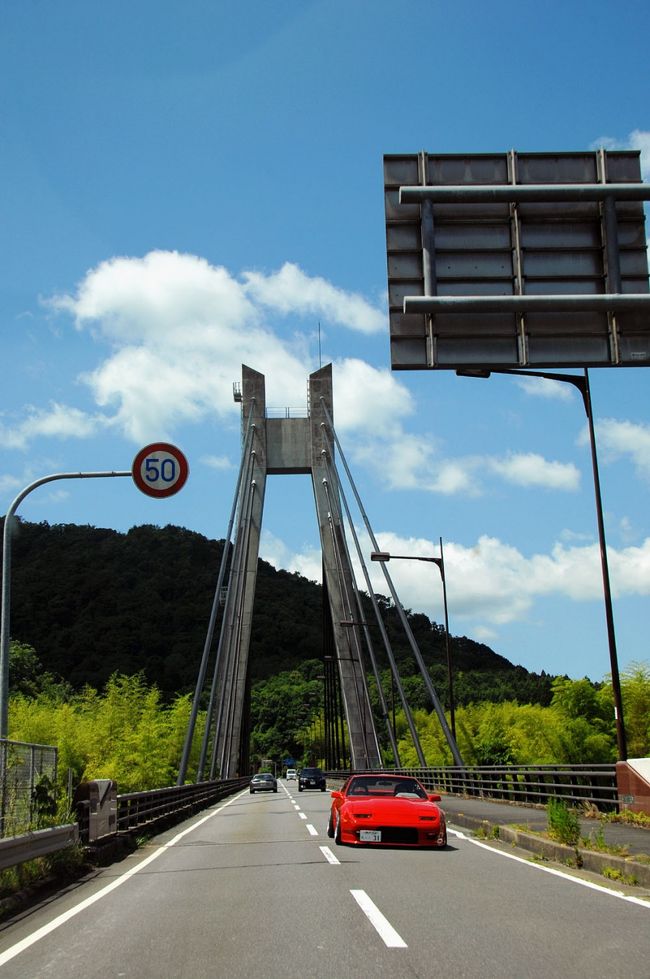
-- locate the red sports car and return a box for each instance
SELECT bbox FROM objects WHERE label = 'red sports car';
[327,774,447,848]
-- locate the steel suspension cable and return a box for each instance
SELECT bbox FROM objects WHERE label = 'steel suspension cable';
[320,450,396,763]
[197,415,257,778]
[320,448,403,766]
[321,480,373,767]
[212,459,259,778]
[319,401,464,767]
[319,432,424,767]
[180,411,257,783]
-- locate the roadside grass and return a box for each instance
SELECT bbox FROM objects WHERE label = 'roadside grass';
[0,844,91,920]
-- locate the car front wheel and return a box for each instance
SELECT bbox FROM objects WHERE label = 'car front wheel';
[334,813,343,846]
[327,813,334,838]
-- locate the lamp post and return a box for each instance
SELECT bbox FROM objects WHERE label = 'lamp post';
[457,366,627,761]
[370,542,456,740]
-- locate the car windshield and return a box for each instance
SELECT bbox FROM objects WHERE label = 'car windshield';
[256,774,273,780]
[346,777,427,798]
[302,768,321,776]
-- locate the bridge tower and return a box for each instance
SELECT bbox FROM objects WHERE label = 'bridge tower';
[213,364,382,776]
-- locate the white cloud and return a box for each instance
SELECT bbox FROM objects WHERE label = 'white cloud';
[260,529,322,584]
[591,129,650,181]
[0,473,22,495]
[331,358,414,436]
[242,262,385,334]
[48,251,257,341]
[258,526,650,636]
[36,251,390,446]
[355,438,578,496]
[515,375,575,402]
[0,403,102,450]
[594,418,650,481]
[487,452,580,491]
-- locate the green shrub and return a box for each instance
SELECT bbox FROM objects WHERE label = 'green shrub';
[547,798,580,846]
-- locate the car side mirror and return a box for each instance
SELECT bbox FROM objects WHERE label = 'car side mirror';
[331,791,343,800]
[428,793,441,802]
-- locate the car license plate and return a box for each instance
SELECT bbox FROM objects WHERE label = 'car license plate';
[360,830,381,842]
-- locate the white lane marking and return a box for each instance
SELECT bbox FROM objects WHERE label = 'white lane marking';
[448,828,650,909]
[350,889,407,948]
[0,789,249,968]
[298,812,307,820]
[306,824,318,836]
[320,846,340,865]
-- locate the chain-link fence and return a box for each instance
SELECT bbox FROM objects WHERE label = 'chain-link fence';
[0,739,58,837]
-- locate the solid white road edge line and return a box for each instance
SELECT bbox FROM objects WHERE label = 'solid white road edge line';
[448,828,650,909]
[0,789,250,968]
[350,889,407,948]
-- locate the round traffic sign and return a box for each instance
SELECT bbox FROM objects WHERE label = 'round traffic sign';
[132,443,189,498]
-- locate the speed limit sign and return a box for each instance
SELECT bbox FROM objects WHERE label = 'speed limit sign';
[132,443,189,498]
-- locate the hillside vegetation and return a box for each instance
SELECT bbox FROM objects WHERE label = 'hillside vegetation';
[4,519,553,702]
[5,519,648,789]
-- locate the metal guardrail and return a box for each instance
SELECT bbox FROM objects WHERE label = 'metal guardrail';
[76,777,250,844]
[0,823,78,871]
[0,778,250,870]
[326,764,619,811]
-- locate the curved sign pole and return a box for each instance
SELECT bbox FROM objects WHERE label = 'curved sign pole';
[0,471,131,737]
[1,446,189,737]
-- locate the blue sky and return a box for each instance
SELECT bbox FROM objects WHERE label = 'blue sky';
[1,0,649,682]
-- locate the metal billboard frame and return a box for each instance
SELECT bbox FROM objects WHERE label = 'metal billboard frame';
[384,150,650,370]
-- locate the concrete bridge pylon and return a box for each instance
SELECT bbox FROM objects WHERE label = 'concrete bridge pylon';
[214,364,382,776]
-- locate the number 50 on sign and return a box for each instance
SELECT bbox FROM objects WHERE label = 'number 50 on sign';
[132,443,189,498]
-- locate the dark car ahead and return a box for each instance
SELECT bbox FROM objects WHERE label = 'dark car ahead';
[298,767,326,792]
[250,773,278,794]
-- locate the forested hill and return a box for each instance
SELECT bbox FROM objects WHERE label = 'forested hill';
[3,519,554,704]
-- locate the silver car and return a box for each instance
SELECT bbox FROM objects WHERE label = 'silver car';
[250,773,278,794]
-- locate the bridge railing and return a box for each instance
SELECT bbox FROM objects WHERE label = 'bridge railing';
[76,777,250,844]
[327,764,619,811]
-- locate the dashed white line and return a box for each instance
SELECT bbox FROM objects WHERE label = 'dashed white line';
[319,846,340,865]
[306,824,318,836]
[350,889,407,948]
[298,812,307,820]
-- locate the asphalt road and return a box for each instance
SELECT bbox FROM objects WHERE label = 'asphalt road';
[0,782,648,978]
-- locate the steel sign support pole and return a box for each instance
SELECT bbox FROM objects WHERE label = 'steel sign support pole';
[456,367,628,760]
[582,369,627,761]
[0,471,131,738]
[438,538,456,742]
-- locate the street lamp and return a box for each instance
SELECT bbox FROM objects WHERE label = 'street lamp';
[457,366,627,760]
[370,541,457,740]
